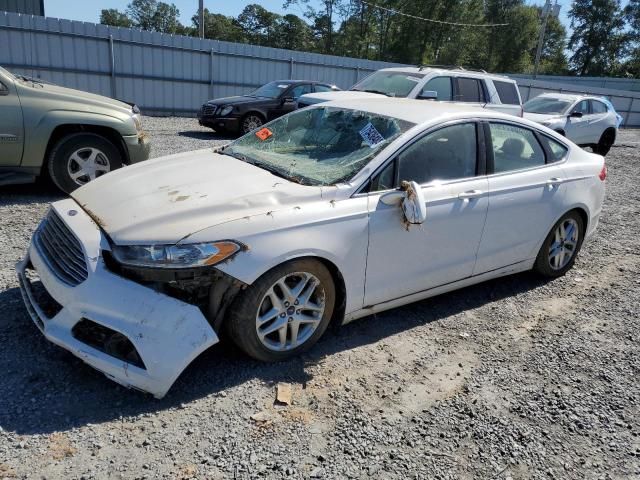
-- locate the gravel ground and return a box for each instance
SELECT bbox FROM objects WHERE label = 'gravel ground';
[0,118,638,480]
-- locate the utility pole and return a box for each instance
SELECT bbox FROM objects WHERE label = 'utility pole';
[199,0,204,39]
[533,0,560,79]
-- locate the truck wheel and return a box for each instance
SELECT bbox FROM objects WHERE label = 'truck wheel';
[48,133,122,193]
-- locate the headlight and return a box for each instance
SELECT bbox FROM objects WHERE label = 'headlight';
[219,105,233,116]
[132,114,143,133]
[111,241,241,269]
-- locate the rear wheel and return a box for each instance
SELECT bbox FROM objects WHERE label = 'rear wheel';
[226,259,335,362]
[48,133,122,193]
[533,211,584,278]
[593,129,615,156]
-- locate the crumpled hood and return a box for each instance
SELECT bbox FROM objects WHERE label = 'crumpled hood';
[523,112,566,124]
[299,90,385,105]
[71,149,319,244]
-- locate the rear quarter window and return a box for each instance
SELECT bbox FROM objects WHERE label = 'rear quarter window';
[493,80,521,105]
[539,135,568,163]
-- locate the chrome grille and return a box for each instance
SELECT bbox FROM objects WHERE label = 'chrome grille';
[201,104,217,116]
[33,210,88,286]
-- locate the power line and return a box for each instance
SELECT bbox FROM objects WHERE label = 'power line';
[360,1,510,28]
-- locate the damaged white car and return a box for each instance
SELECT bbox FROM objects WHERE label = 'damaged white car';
[17,99,606,398]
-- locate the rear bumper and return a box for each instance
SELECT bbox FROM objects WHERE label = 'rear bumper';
[16,199,218,398]
[123,133,151,164]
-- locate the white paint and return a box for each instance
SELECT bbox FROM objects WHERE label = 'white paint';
[19,98,606,397]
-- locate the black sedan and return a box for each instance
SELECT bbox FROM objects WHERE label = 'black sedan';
[198,80,340,135]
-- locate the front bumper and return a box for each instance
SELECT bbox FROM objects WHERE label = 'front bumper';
[123,133,151,164]
[16,199,218,398]
[198,116,240,132]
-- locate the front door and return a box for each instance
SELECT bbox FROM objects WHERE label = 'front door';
[364,122,489,306]
[565,99,590,144]
[0,78,24,166]
[475,121,568,273]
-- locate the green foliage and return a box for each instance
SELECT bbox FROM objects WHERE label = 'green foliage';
[97,0,639,77]
[99,9,133,28]
[568,0,627,76]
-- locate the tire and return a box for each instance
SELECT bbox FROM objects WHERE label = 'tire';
[533,211,585,278]
[226,258,336,362]
[240,113,264,135]
[593,129,615,156]
[48,133,122,194]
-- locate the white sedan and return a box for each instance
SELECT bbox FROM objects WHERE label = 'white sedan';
[17,99,606,398]
[523,93,622,156]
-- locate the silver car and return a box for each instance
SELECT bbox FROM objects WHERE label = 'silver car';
[523,93,622,156]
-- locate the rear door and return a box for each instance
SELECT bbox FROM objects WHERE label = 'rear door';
[453,77,486,108]
[0,78,24,166]
[475,121,568,273]
[586,99,611,143]
[486,79,522,117]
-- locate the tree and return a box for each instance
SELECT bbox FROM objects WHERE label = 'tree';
[236,4,281,46]
[100,9,133,28]
[530,10,568,75]
[126,0,183,34]
[273,14,314,51]
[568,0,627,76]
[623,0,640,76]
[191,9,246,43]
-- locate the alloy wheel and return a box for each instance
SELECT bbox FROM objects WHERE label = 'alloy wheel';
[255,272,326,351]
[66,147,111,185]
[243,115,263,133]
[548,218,579,270]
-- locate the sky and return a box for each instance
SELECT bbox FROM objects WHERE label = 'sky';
[44,0,579,29]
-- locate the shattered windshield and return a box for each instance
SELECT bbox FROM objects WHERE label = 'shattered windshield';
[225,106,414,186]
[524,97,573,114]
[351,71,425,97]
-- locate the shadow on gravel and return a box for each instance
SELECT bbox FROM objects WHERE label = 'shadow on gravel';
[177,130,236,141]
[0,271,549,435]
[0,181,63,205]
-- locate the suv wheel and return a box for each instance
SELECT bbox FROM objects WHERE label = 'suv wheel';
[593,129,615,156]
[48,133,122,193]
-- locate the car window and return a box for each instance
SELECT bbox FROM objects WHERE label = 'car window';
[540,135,568,163]
[314,84,335,93]
[0,81,7,95]
[573,100,589,115]
[493,80,520,105]
[590,100,608,114]
[396,123,477,185]
[289,84,312,100]
[455,78,484,103]
[524,97,573,114]
[490,123,546,173]
[420,77,452,101]
[370,160,396,191]
[351,71,425,97]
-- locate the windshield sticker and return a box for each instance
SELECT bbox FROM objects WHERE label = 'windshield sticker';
[359,123,385,148]
[255,127,273,141]
[406,76,422,82]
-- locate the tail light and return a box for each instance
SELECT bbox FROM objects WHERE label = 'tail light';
[598,163,607,181]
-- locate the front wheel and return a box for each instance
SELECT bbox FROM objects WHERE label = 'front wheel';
[593,129,615,156]
[48,133,122,194]
[226,259,335,362]
[533,211,585,277]
[240,114,264,135]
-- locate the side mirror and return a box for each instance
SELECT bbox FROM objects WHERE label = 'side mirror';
[282,96,295,104]
[400,181,427,224]
[569,111,583,118]
[417,90,438,100]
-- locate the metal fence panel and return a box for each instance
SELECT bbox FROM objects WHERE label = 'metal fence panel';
[1,11,639,125]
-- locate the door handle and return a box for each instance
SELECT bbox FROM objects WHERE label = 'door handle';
[546,177,564,187]
[458,189,483,200]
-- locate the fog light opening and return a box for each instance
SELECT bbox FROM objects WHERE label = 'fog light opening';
[72,319,146,369]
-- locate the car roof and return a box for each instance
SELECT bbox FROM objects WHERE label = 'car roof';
[375,66,515,82]
[533,92,604,102]
[319,97,514,125]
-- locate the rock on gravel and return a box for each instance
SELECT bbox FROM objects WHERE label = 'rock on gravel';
[0,120,638,479]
